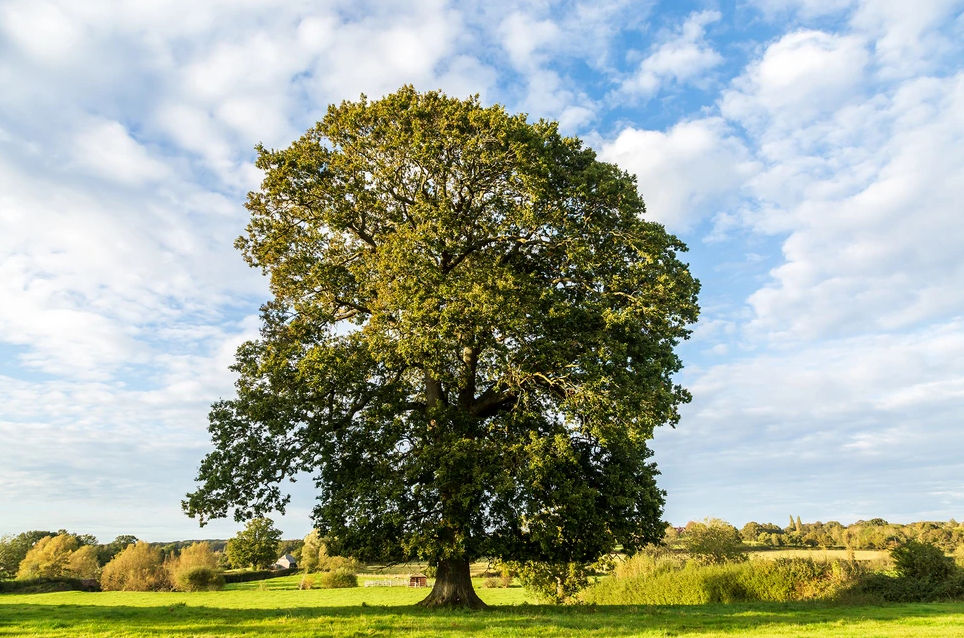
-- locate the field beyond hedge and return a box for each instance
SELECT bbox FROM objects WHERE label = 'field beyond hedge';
[3,581,964,637]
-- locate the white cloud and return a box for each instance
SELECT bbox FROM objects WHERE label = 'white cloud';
[721,30,869,130]
[599,118,759,230]
[72,120,171,185]
[621,10,724,98]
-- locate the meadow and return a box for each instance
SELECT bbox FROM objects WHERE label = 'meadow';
[3,576,964,637]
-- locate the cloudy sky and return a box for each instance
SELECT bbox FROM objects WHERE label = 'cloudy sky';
[2,0,963,542]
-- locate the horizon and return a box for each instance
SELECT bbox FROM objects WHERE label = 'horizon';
[2,0,963,541]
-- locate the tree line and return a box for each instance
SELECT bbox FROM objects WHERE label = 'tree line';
[664,517,964,552]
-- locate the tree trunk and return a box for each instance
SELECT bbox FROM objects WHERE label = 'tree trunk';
[416,557,487,609]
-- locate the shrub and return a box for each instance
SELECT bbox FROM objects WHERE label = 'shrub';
[892,540,955,582]
[582,555,860,605]
[318,569,358,588]
[319,555,361,573]
[168,542,222,592]
[174,566,225,592]
[101,542,170,591]
[299,575,314,590]
[481,577,500,588]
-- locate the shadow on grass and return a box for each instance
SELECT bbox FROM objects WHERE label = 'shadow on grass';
[1,601,964,636]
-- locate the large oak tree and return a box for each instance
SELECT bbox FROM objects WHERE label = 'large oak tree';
[184,87,700,608]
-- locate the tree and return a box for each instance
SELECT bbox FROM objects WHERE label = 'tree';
[100,542,170,591]
[184,87,700,608]
[684,518,747,564]
[68,545,101,579]
[225,518,282,569]
[0,531,56,579]
[16,534,79,579]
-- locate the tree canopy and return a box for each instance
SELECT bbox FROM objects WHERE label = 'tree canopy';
[184,86,700,607]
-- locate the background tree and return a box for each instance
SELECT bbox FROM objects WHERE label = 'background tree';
[225,518,282,569]
[684,519,747,565]
[100,542,169,591]
[0,531,56,578]
[16,534,79,579]
[184,87,700,608]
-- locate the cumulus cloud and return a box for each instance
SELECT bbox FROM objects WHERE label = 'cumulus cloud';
[598,118,758,231]
[620,10,724,99]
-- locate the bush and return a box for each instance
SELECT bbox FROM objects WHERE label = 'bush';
[481,577,500,588]
[0,577,88,594]
[168,542,222,592]
[852,540,964,602]
[892,540,955,582]
[101,542,170,591]
[318,569,358,588]
[174,566,225,592]
[299,575,314,590]
[582,554,861,605]
[515,561,593,604]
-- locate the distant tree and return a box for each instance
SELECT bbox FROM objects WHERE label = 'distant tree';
[100,542,170,591]
[97,535,139,566]
[68,545,101,579]
[225,518,283,569]
[795,516,803,533]
[16,534,79,580]
[277,539,304,560]
[684,518,747,564]
[300,530,324,572]
[0,531,56,579]
[183,87,700,608]
[740,522,763,543]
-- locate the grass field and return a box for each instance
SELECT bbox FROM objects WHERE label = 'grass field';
[3,577,964,637]
[747,548,890,562]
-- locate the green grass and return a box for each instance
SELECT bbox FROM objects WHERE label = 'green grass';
[2,581,964,637]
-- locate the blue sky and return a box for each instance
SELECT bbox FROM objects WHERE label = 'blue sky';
[2,0,963,542]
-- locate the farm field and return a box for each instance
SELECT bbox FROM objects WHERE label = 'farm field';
[3,583,964,637]
[747,548,890,562]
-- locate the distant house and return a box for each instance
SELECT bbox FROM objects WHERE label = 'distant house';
[409,573,428,587]
[274,553,298,570]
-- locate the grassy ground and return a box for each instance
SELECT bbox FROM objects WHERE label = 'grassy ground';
[3,579,964,637]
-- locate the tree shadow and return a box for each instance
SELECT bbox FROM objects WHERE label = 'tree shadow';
[1,600,963,636]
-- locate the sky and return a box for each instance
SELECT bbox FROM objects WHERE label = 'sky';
[1,0,963,542]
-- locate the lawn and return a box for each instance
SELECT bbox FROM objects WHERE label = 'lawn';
[3,579,964,637]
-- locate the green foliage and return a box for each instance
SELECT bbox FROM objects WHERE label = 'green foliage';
[0,531,56,579]
[854,540,964,602]
[168,542,222,591]
[174,566,225,592]
[684,518,748,564]
[222,567,298,584]
[100,542,170,591]
[318,569,358,588]
[892,540,955,581]
[225,518,283,569]
[514,561,597,604]
[583,553,861,605]
[183,86,700,595]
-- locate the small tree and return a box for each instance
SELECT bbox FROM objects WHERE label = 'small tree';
[101,542,170,591]
[300,529,324,572]
[0,531,56,579]
[225,518,283,569]
[16,534,79,579]
[685,518,747,564]
[168,541,222,591]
